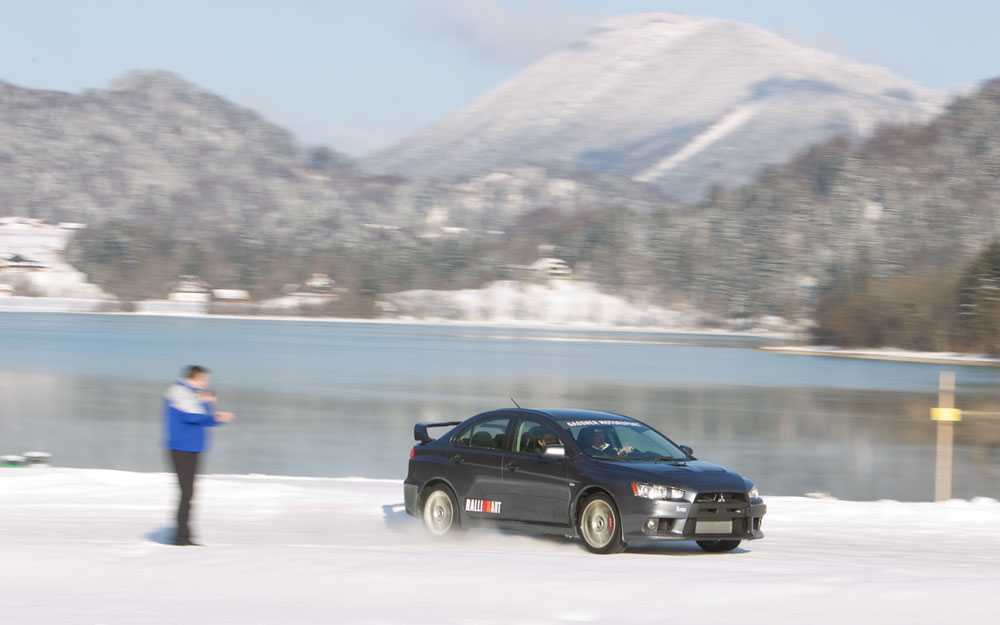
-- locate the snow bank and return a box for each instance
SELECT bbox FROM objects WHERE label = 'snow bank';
[0,296,111,312]
[764,345,1000,366]
[382,280,797,333]
[383,279,754,330]
[3,468,998,624]
[0,220,110,300]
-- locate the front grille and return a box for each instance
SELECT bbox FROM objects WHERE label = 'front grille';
[695,492,747,503]
[682,516,746,536]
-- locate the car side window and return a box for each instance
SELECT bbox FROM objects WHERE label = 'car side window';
[514,419,562,455]
[467,417,510,450]
[453,424,473,447]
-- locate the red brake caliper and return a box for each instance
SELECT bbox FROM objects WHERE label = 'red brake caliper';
[608,513,614,532]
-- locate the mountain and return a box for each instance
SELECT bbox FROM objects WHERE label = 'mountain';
[372,77,1000,332]
[0,70,306,226]
[535,77,1000,324]
[364,13,947,201]
[0,71,674,303]
[4,65,1000,335]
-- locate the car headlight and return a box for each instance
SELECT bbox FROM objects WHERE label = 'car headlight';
[747,485,760,500]
[632,482,685,500]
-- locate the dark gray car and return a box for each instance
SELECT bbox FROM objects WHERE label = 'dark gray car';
[404,408,766,554]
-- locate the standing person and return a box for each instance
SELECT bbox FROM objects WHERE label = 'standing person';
[163,365,234,546]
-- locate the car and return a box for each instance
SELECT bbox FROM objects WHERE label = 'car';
[403,408,766,554]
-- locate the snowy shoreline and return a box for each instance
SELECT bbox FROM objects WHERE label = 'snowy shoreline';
[762,345,1000,366]
[2,468,999,624]
[0,305,799,340]
[0,278,804,338]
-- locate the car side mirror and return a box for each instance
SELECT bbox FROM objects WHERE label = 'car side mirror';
[542,445,566,459]
[679,445,694,458]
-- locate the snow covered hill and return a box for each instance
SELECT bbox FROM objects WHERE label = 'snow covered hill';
[380,279,792,333]
[382,279,700,327]
[2,468,998,624]
[0,217,109,302]
[366,13,946,201]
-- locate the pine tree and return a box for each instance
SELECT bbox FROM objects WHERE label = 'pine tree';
[956,241,1000,353]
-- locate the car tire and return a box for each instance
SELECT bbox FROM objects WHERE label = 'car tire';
[578,493,626,554]
[421,485,461,537]
[696,539,741,553]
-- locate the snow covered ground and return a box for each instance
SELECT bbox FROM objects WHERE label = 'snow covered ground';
[0,220,109,300]
[3,468,998,624]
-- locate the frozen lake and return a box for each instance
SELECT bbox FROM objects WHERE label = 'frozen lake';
[1,312,999,500]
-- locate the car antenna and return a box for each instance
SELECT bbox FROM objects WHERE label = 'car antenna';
[510,397,522,409]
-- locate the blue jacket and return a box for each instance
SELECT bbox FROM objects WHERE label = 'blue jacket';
[163,379,221,452]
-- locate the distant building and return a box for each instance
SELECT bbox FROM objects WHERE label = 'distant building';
[529,257,573,278]
[281,273,337,296]
[168,275,211,302]
[303,273,334,292]
[374,300,398,317]
[212,289,250,302]
[506,257,573,281]
[168,292,210,303]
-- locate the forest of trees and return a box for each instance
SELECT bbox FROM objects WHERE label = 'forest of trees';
[5,72,1000,351]
[814,242,1000,353]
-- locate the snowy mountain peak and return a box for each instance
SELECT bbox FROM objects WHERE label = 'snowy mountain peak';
[584,12,716,47]
[365,12,946,201]
[108,70,201,95]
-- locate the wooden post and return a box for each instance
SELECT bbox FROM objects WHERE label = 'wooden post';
[934,372,956,501]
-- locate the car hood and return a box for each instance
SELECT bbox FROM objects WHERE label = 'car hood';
[593,459,750,492]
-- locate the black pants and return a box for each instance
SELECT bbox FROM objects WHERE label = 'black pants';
[170,449,200,543]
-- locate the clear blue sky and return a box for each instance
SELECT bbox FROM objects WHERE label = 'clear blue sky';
[1,0,997,155]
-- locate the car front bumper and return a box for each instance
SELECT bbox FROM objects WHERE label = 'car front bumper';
[620,498,767,543]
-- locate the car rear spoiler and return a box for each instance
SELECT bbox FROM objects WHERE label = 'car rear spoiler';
[414,421,461,443]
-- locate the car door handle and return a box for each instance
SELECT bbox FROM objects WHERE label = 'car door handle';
[451,454,464,463]
[506,461,519,472]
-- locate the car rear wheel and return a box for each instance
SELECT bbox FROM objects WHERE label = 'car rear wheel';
[696,539,741,553]
[578,494,626,554]
[422,486,460,536]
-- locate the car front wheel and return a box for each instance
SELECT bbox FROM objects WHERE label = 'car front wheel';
[578,494,626,554]
[696,539,741,553]
[422,486,460,536]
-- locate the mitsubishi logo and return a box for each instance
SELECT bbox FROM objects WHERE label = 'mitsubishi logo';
[718,493,727,503]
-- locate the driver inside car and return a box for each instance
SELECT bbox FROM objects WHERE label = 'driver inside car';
[536,431,560,450]
[580,427,635,457]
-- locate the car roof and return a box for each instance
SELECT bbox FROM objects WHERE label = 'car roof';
[482,408,634,423]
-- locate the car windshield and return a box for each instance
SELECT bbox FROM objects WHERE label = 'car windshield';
[561,418,688,462]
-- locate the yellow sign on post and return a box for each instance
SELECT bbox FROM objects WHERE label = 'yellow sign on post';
[934,372,956,501]
[930,407,962,422]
